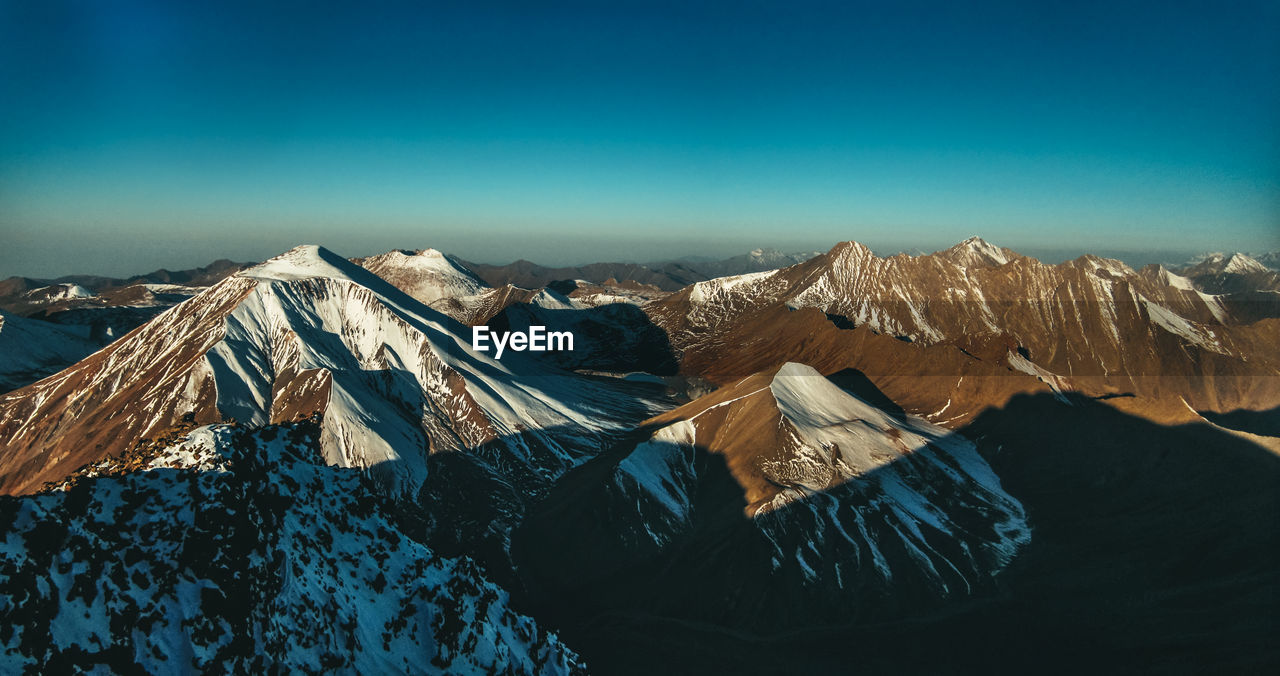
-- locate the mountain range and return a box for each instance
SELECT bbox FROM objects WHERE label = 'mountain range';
[0,237,1277,673]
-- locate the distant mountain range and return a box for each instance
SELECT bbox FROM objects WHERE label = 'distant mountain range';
[456,247,824,292]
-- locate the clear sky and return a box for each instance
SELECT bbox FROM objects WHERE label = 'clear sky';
[2,0,1277,277]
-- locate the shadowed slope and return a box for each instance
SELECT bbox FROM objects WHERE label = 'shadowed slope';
[510,385,1280,675]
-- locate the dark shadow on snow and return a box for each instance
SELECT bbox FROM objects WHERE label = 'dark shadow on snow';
[825,367,907,421]
[9,338,1278,674]
[484,385,1280,676]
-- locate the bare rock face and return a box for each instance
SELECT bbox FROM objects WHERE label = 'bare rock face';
[0,245,663,497]
[0,420,585,674]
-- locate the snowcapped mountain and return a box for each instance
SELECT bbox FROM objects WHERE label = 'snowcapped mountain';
[645,238,1280,422]
[0,245,664,497]
[354,249,666,327]
[0,420,584,674]
[351,249,679,376]
[934,236,1018,267]
[354,248,490,308]
[612,362,1028,593]
[1183,251,1270,276]
[510,362,1031,653]
[1224,253,1269,275]
[1176,251,1280,294]
[21,283,94,304]
[1,237,1277,673]
[352,247,543,326]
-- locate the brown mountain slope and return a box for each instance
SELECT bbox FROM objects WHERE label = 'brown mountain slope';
[0,246,662,496]
[644,238,1280,423]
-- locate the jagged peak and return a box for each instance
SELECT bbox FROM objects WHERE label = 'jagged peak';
[1224,253,1267,274]
[1180,251,1271,276]
[236,245,438,314]
[1144,264,1197,291]
[937,236,1012,266]
[826,240,875,261]
[1069,253,1135,277]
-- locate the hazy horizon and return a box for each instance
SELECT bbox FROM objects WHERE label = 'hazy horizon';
[1,232,1268,281]
[3,1,1277,278]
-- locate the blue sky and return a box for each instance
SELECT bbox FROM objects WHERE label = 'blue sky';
[2,0,1277,277]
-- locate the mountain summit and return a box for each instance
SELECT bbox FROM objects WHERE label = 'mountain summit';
[0,245,660,496]
[936,236,1016,267]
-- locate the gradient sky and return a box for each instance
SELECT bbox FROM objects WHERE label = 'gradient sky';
[2,0,1278,277]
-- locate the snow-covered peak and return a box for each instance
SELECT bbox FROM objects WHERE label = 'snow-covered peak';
[1192,252,1227,267]
[238,244,359,283]
[769,362,942,476]
[371,248,456,269]
[1152,265,1196,291]
[1224,253,1267,275]
[768,362,905,474]
[22,283,95,302]
[828,240,875,262]
[612,361,1030,593]
[772,360,825,381]
[2,239,664,496]
[1179,251,1274,278]
[354,247,489,306]
[940,236,1012,267]
[687,269,776,303]
[1074,253,1135,277]
[236,245,436,316]
[530,287,580,310]
[404,247,446,259]
[820,242,879,278]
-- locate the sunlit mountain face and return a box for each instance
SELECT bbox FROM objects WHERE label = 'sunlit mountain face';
[1,237,1277,673]
[3,0,1278,672]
